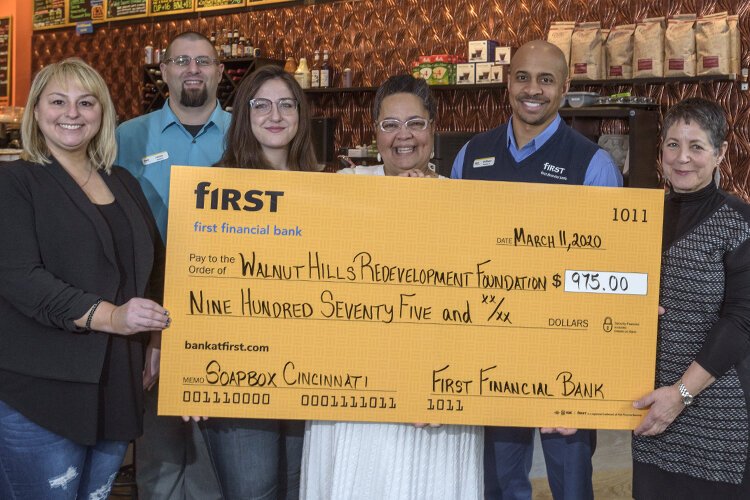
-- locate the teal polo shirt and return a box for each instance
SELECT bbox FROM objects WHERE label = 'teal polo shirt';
[115,99,231,241]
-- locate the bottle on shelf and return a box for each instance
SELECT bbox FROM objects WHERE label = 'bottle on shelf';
[284,56,297,74]
[222,29,231,59]
[214,30,222,56]
[320,49,332,88]
[245,38,255,58]
[145,41,154,64]
[295,57,311,89]
[231,29,240,58]
[238,36,247,58]
[311,50,321,88]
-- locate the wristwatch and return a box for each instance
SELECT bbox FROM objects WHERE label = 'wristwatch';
[678,380,694,406]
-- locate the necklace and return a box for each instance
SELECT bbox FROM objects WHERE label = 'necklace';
[78,166,94,188]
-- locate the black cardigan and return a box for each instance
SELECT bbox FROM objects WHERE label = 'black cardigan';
[0,158,164,443]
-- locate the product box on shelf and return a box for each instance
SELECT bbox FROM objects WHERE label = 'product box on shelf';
[430,55,453,85]
[491,64,507,83]
[495,46,514,64]
[468,40,497,62]
[456,63,476,84]
[475,62,494,84]
[418,55,433,80]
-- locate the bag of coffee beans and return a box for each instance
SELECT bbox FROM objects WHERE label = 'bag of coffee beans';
[634,17,665,78]
[664,14,696,77]
[696,12,729,76]
[547,21,576,66]
[606,24,635,79]
[570,22,602,80]
[729,14,740,75]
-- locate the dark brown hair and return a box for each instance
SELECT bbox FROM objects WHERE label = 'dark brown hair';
[215,65,318,170]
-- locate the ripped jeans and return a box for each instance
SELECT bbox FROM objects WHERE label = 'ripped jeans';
[0,399,128,500]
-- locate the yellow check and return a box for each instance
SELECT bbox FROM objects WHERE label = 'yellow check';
[158,166,663,430]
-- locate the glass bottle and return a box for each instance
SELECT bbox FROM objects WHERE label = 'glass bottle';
[231,29,240,58]
[145,41,154,64]
[320,50,332,88]
[222,29,231,59]
[245,38,255,58]
[294,57,311,89]
[213,31,222,56]
[284,57,297,74]
[311,50,321,88]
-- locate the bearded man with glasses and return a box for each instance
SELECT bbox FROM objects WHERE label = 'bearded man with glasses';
[115,31,229,500]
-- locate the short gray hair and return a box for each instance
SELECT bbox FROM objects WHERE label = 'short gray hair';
[662,97,728,151]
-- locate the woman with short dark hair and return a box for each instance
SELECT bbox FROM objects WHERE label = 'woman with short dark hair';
[300,75,482,500]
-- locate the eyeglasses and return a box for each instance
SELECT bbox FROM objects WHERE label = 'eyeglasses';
[164,55,220,67]
[248,98,299,116]
[377,118,431,133]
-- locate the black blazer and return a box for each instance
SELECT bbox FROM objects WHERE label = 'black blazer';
[0,158,164,385]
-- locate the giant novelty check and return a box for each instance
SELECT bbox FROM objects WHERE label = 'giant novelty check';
[158,166,663,429]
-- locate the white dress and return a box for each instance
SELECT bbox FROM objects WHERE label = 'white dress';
[300,164,483,500]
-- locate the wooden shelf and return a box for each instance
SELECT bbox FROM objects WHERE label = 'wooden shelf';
[569,74,737,86]
[303,74,736,94]
[141,57,283,114]
[560,106,660,118]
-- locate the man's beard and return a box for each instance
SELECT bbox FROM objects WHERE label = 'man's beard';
[180,84,208,107]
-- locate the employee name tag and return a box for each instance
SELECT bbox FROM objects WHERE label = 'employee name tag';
[142,151,169,166]
[473,157,495,168]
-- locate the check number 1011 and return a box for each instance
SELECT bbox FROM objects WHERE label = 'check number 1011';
[564,270,647,296]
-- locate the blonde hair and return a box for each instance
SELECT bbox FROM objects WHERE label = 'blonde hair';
[22,58,117,172]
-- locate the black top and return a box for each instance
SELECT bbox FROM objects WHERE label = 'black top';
[632,181,750,491]
[95,200,143,440]
[0,159,164,445]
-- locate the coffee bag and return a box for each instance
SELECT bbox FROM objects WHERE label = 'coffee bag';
[664,14,696,77]
[570,22,602,80]
[696,12,729,76]
[729,14,740,75]
[547,21,577,66]
[606,24,635,79]
[634,17,665,78]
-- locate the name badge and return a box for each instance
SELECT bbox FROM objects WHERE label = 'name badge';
[473,157,495,168]
[142,151,169,166]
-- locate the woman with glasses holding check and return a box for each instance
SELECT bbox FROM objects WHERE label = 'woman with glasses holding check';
[203,64,318,500]
[300,75,483,500]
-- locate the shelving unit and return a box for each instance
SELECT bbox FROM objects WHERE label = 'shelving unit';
[301,74,737,94]
[142,57,284,114]
[560,106,660,188]
[303,74,738,186]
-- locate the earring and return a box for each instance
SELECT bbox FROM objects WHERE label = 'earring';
[377,152,382,163]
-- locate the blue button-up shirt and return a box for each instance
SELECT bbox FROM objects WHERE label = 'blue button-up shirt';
[450,115,623,187]
[115,100,231,240]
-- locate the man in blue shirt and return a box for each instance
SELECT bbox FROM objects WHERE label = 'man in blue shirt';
[116,31,230,500]
[451,40,622,500]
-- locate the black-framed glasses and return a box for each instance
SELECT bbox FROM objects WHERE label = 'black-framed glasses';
[164,55,220,67]
[377,117,431,133]
[248,98,299,116]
